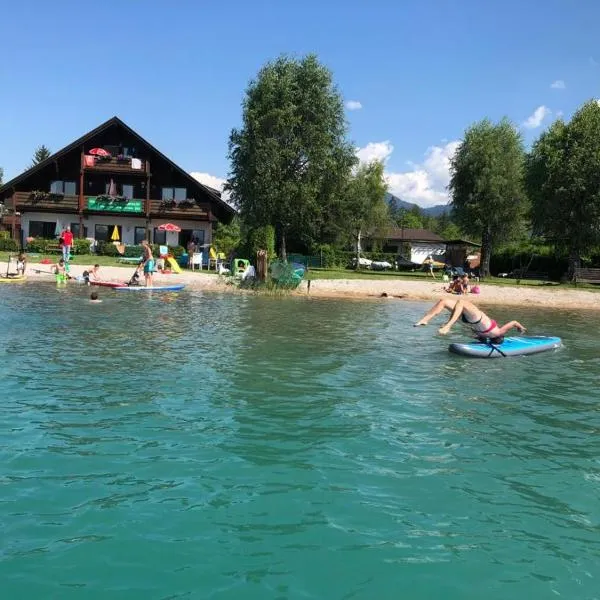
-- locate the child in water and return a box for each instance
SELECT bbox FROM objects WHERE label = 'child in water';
[90,292,102,303]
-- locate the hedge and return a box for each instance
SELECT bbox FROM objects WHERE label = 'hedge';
[0,238,19,252]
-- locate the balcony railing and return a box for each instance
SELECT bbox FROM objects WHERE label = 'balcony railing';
[14,191,79,212]
[83,156,148,175]
[149,199,211,219]
[13,192,212,221]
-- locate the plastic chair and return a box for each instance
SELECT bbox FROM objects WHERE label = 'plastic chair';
[208,247,225,270]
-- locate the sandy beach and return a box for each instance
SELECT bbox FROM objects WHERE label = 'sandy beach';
[5,260,598,310]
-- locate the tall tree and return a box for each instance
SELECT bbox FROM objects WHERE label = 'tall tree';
[31,145,51,166]
[227,54,356,260]
[449,118,527,277]
[395,207,423,229]
[527,101,600,278]
[341,160,389,269]
[0,166,3,185]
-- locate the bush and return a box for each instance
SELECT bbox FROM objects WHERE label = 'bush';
[312,244,338,268]
[72,238,91,255]
[0,237,19,252]
[170,245,184,258]
[490,249,567,280]
[96,242,121,257]
[124,245,143,258]
[26,237,49,253]
[0,230,10,240]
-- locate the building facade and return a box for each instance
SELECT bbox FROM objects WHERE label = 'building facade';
[0,117,235,249]
[379,228,447,265]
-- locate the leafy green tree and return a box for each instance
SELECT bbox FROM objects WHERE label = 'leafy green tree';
[212,217,242,256]
[432,212,463,240]
[527,100,600,277]
[449,118,527,277]
[227,54,356,260]
[31,145,51,166]
[395,206,423,229]
[341,160,389,269]
[0,166,3,185]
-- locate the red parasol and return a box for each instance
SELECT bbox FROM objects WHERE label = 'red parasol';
[157,223,181,232]
[88,148,111,157]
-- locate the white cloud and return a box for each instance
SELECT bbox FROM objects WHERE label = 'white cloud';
[346,100,363,111]
[355,140,393,165]
[381,140,460,208]
[190,171,230,201]
[550,80,565,89]
[522,105,552,129]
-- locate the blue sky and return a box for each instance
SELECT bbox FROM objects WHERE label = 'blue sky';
[1,0,599,206]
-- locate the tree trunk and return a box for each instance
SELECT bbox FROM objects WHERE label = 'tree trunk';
[567,249,580,282]
[355,229,362,271]
[480,226,492,279]
[279,229,287,262]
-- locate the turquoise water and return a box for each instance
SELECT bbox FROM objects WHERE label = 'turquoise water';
[1,284,599,599]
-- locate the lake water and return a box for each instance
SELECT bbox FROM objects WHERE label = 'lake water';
[1,283,599,599]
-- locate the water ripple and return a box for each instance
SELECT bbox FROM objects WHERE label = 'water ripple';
[0,287,599,599]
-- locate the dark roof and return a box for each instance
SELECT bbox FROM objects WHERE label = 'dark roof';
[0,116,235,219]
[445,239,481,247]
[385,228,444,242]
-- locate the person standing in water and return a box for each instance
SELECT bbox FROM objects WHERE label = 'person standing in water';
[414,298,526,343]
[141,240,154,287]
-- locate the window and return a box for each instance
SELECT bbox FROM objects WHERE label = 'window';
[134,227,146,245]
[153,228,167,245]
[70,223,88,238]
[180,229,205,249]
[95,225,109,242]
[161,187,187,202]
[50,181,76,195]
[193,229,205,246]
[29,221,56,239]
[104,182,134,198]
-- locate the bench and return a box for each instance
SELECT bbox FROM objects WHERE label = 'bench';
[574,267,600,284]
[508,269,549,281]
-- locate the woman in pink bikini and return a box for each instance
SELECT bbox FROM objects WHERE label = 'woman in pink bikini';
[414,298,526,343]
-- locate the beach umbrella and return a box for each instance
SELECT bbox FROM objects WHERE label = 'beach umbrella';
[111,225,120,241]
[108,178,117,197]
[54,219,62,237]
[157,223,181,232]
[89,147,110,157]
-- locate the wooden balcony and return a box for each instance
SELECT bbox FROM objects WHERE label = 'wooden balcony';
[149,199,211,220]
[83,156,148,176]
[13,192,213,222]
[14,191,79,213]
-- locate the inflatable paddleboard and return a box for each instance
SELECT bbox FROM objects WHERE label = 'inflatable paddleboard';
[114,284,185,292]
[449,336,562,358]
[90,281,127,288]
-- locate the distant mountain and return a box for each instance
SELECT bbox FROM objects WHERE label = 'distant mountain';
[385,193,450,217]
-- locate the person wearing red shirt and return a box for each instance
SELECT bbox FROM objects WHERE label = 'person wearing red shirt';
[61,226,74,262]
